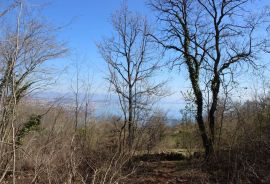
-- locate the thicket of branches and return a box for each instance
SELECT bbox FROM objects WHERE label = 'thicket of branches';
[0,0,270,184]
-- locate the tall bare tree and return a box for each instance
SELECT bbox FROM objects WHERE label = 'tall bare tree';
[0,1,67,181]
[150,0,266,158]
[97,4,165,150]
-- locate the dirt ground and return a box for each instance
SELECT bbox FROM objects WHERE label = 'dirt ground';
[2,158,211,184]
[123,160,210,184]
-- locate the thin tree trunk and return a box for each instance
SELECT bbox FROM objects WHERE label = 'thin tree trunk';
[128,84,133,150]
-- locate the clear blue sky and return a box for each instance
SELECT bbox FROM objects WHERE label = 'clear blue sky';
[23,0,270,118]
[25,0,186,118]
[33,0,162,89]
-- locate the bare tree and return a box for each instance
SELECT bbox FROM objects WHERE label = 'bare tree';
[97,4,165,150]
[0,1,67,181]
[70,56,94,132]
[150,0,266,158]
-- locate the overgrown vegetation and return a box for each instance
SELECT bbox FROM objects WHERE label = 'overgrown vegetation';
[0,0,270,183]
